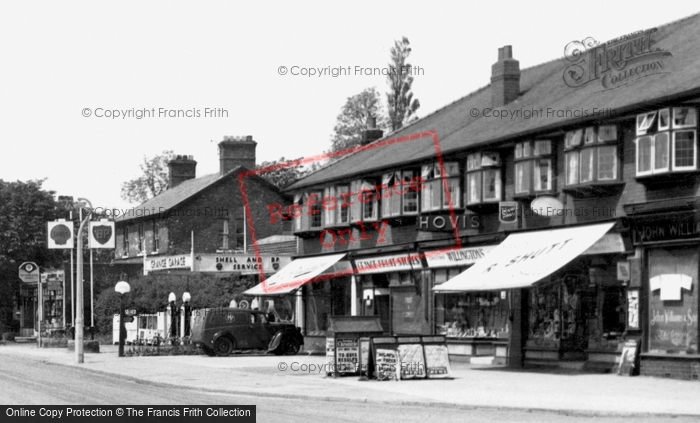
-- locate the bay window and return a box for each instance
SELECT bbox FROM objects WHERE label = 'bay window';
[565,125,619,186]
[514,140,553,196]
[421,162,461,212]
[635,107,697,177]
[381,170,419,218]
[293,192,323,234]
[351,179,377,223]
[466,152,501,205]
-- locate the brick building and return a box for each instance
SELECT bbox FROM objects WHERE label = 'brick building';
[257,13,700,378]
[115,137,293,278]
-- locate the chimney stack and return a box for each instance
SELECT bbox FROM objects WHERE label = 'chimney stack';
[361,115,384,145]
[168,155,197,188]
[219,136,257,175]
[491,45,520,108]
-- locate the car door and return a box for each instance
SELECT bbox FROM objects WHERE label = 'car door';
[232,311,258,349]
[249,312,274,349]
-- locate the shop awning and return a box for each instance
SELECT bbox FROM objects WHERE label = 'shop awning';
[243,253,347,296]
[434,222,615,292]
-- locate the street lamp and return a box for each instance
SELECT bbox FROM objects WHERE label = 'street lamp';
[115,281,131,357]
[168,292,177,342]
[75,197,92,364]
[182,292,191,338]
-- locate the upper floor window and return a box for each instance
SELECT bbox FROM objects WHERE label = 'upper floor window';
[220,218,230,249]
[565,125,619,186]
[466,153,501,205]
[514,140,553,196]
[152,220,160,252]
[137,223,145,254]
[636,107,697,176]
[421,162,461,212]
[350,180,378,223]
[122,226,129,256]
[382,170,420,218]
[235,217,245,250]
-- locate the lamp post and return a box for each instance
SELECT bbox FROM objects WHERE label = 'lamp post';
[168,292,177,342]
[115,281,131,357]
[75,197,92,364]
[181,292,191,338]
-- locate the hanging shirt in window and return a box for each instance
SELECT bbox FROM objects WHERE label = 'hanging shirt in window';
[650,274,693,301]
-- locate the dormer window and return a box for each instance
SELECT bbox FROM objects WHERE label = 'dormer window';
[466,152,501,206]
[514,140,553,197]
[635,107,697,178]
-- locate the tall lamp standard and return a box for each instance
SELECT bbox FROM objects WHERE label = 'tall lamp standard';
[75,197,92,364]
[182,292,191,338]
[115,281,131,357]
[168,292,177,342]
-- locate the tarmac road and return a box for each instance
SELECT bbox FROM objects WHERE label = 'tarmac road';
[1,353,698,423]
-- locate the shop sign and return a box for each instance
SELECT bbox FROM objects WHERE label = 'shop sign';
[397,344,426,379]
[47,221,74,249]
[145,254,192,273]
[425,245,497,268]
[41,269,64,284]
[89,220,115,248]
[423,344,451,378]
[194,254,291,274]
[417,213,480,232]
[581,233,626,255]
[499,201,519,223]
[617,339,640,376]
[19,262,40,284]
[354,253,421,274]
[375,349,399,381]
[336,338,359,373]
[632,214,700,244]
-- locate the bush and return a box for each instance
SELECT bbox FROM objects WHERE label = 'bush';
[2,333,15,342]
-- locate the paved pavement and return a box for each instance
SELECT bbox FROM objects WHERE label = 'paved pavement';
[1,342,700,417]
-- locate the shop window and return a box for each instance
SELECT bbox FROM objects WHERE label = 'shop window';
[304,277,351,336]
[381,170,420,218]
[350,180,377,223]
[648,247,698,354]
[465,152,501,206]
[436,290,509,339]
[635,107,697,178]
[420,162,461,212]
[514,140,554,197]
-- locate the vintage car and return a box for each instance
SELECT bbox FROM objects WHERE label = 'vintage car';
[190,307,303,356]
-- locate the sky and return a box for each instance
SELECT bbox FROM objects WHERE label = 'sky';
[1,1,699,212]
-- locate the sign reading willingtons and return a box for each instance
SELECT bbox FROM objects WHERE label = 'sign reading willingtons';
[563,28,672,90]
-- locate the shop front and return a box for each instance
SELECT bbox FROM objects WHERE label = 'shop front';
[428,245,505,358]
[625,207,700,379]
[435,221,633,369]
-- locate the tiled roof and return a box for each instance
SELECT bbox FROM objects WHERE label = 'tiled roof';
[288,12,700,190]
[247,235,298,255]
[116,168,240,223]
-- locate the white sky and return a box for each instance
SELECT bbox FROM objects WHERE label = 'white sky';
[1,1,698,212]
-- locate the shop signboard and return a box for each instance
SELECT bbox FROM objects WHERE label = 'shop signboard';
[194,254,291,274]
[145,255,192,273]
[354,253,421,274]
[423,344,451,378]
[47,221,74,249]
[616,339,640,376]
[336,338,359,373]
[375,348,399,381]
[397,342,426,379]
[425,245,497,268]
[89,220,115,248]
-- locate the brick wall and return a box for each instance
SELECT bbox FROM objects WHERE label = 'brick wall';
[641,356,700,380]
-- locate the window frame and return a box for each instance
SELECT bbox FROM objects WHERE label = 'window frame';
[466,153,502,205]
[220,218,230,250]
[515,141,553,195]
[634,107,697,177]
[672,129,697,171]
[566,126,620,185]
[152,220,160,253]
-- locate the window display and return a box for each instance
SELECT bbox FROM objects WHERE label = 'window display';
[436,290,509,339]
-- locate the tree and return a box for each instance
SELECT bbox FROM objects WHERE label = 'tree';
[120,150,173,204]
[0,179,64,330]
[386,37,421,132]
[256,157,308,189]
[329,87,388,153]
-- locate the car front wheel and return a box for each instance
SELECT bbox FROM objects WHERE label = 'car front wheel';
[213,337,234,357]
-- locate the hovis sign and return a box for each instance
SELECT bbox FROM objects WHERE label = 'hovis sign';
[434,222,615,291]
